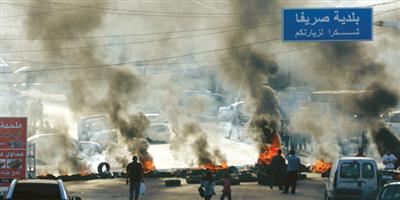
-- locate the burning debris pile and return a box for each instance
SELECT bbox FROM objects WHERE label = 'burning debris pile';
[171,122,228,170]
[311,160,332,174]
[257,134,281,165]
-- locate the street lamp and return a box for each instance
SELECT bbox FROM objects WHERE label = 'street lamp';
[374,20,400,30]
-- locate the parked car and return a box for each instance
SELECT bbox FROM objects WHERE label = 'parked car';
[380,169,400,186]
[79,113,172,145]
[324,157,379,200]
[5,179,81,200]
[76,141,103,159]
[145,123,171,144]
[387,111,400,139]
[377,182,400,200]
[28,134,103,165]
[78,114,118,148]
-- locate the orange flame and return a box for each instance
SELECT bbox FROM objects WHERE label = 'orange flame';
[38,170,50,177]
[257,135,281,165]
[80,163,91,176]
[58,169,69,176]
[143,159,156,174]
[200,162,229,172]
[312,160,332,173]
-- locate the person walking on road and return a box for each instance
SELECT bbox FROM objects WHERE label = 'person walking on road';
[283,150,301,194]
[270,149,286,190]
[220,173,232,200]
[126,156,144,200]
[200,171,216,200]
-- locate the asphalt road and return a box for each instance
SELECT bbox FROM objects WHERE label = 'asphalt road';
[66,174,325,200]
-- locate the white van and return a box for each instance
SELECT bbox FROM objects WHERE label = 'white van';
[324,157,379,200]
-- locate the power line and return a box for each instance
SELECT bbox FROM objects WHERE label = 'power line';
[0,22,279,54]
[375,7,400,16]
[1,28,391,74]
[0,2,76,19]
[0,1,276,18]
[0,20,279,41]
[0,27,391,82]
[1,37,282,74]
[0,43,320,74]
[2,5,397,53]
[5,57,231,68]
[2,0,397,19]
[0,45,320,84]
[0,66,217,84]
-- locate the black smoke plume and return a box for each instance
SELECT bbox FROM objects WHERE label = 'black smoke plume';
[312,41,400,157]
[220,0,282,155]
[172,122,227,167]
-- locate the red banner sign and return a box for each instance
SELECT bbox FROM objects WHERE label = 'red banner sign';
[0,118,27,187]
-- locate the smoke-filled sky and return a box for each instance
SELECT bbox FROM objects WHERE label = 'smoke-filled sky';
[1,0,399,170]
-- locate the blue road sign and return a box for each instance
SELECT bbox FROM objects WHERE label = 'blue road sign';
[283,8,373,41]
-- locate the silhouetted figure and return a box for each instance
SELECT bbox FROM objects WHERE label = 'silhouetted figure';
[270,149,286,190]
[200,171,216,200]
[356,148,365,157]
[29,99,43,129]
[126,156,144,200]
[283,150,300,194]
[227,111,241,140]
[220,173,232,200]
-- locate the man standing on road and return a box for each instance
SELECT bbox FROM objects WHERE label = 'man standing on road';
[270,149,286,190]
[126,156,144,200]
[283,150,300,194]
[227,110,242,140]
[382,150,397,170]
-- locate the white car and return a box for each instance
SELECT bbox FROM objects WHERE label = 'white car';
[145,113,171,144]
[387,111,400,138]
[78,114,118,148]
[325,157,379,200]
[28,134,103,165]
[145,123,171,143]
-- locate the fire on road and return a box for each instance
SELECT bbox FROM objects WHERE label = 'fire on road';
[66,175,325,200]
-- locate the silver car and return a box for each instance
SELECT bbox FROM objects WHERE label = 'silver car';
[5,179,81,200]
[377,182,400,200]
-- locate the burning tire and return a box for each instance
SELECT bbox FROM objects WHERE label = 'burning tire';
[97,162,112,178]
[165,179,181,187]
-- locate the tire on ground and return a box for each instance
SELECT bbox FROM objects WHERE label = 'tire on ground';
[98,162,111,178]
[165,179,181,187]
